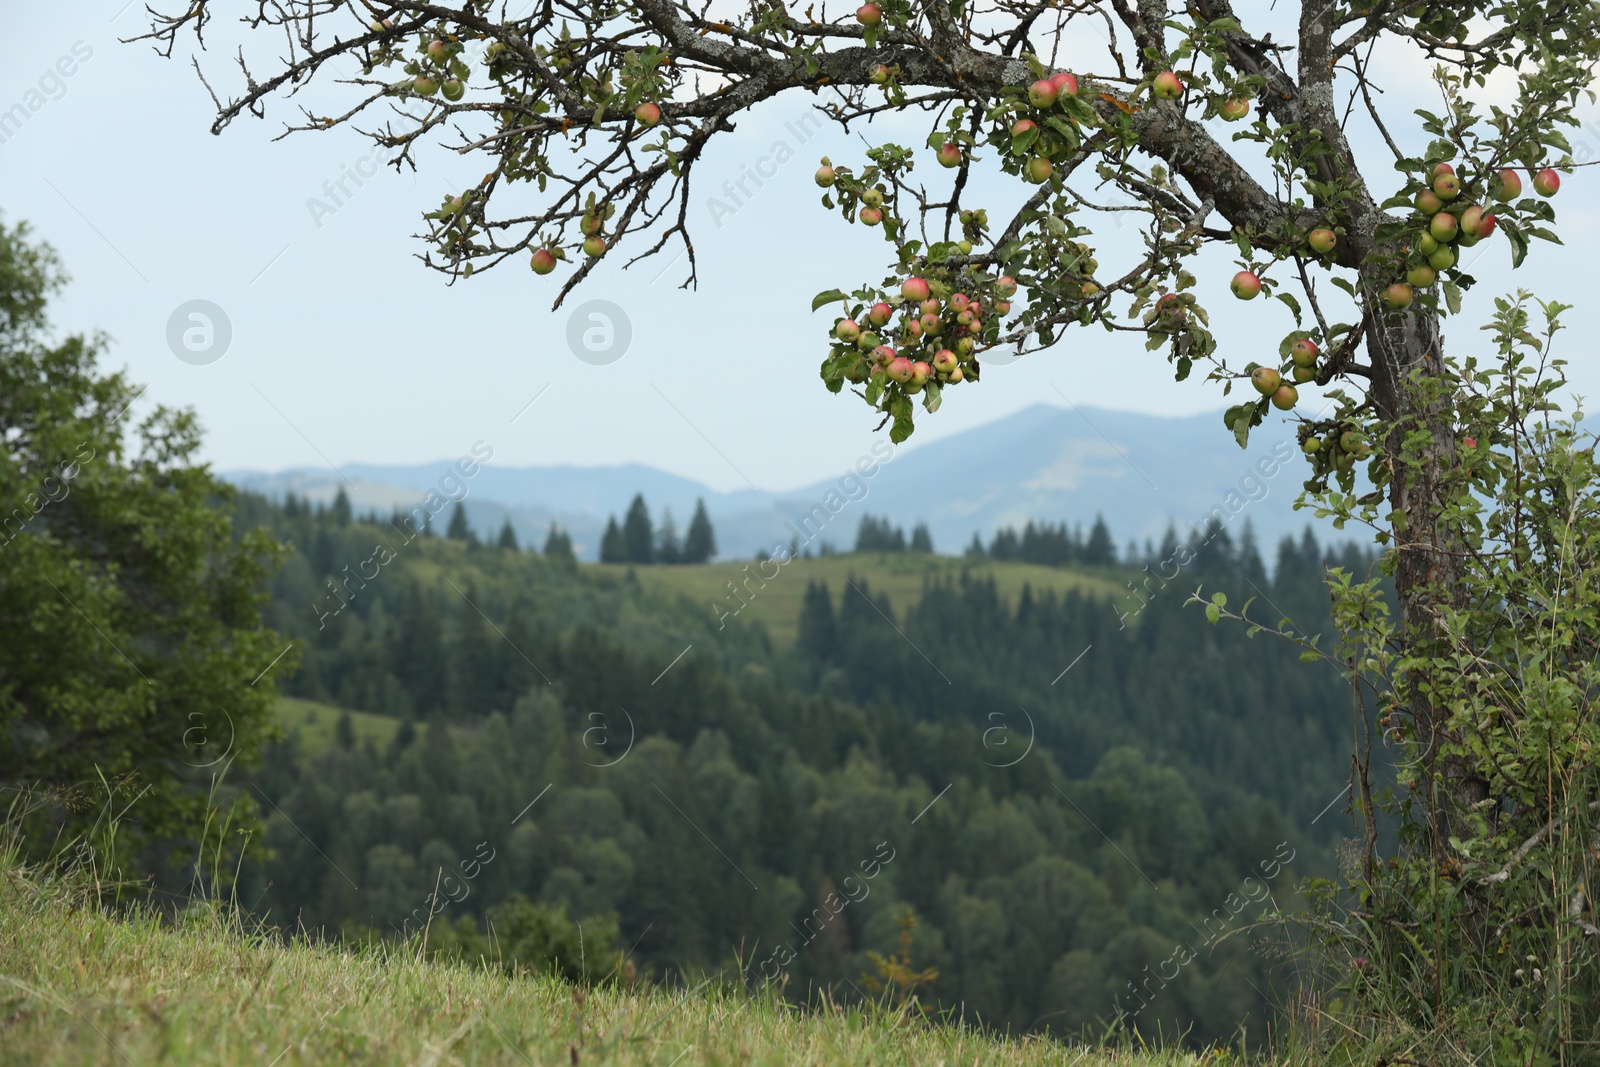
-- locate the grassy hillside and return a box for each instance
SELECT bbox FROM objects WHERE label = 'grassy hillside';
[0,862,1232,1067]
[600,553,1127,646]
[276,696,402,755]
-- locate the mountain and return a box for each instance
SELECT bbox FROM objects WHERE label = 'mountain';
[222,403,1341,560]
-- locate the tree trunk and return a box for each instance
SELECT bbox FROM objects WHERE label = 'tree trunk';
[1362,273,1488,853]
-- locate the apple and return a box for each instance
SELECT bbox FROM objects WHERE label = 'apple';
[1418,231,1439,256]
[994,300,1012,315]
[1460,205,1495,238]
[1415,189,1443,215]
[856,3,882,24]
[860,206,884,226]
[427,39,449,61]
[886,356,913,382]
[868,302,893,327]
[1428,212,1458,243]
[1493,168,1522,201]
[1462,436,1477,448]
[1011,118,1038,137]
[1533,168,1560,197]
[870,64,891,84]
[1291,338,1319,366]
[1432,174,1461,200]
[955,336,976,355]
[1024,157,1053,183]
[1457,232,1479,248]
[862,188,885,208]
[1028,79,1059,108]
[1292,364,1316,383]
[1251,366,1281,395]
[1308,228,1337,255]
[948,366,965,383]
[1340,430,1368,455]
[1049,72,1079,97]
[919,312,942,334]
[1431,162,1455,177]
[835,319,862,343]
[1427,246,1455,271]
[966,318,984,335]
[581,214,603,236]
[1301,436,1321,454]
[932,349,958,374]
[997,275,1018,296]
[1383,282,1413,309]
[1152,71,1183,100]
[582,235,606,257]
[872,344,896,365]
[1271,384,1299,410]
[441,78,466,101]
[1406,264,1437,288]
[414,75,440,96]
[950,292,970,312]
[937,142,964,169]
[635,101,661,126]
[902,277,932,302]
[1219,97,1250,122]
[904,317,924,339]
[530,248,557,274]
[1231,270,1262,299]
[858,331,881,349]
[920,298,940,315]
[910,361,932,386]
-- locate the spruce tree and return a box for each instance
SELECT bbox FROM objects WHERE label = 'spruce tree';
[543,523,577,567]
[599,517,626,563]
[446,502,474,542]
[655,507,681,564]
[497,518,519,551]
[622,493,654,564]
[910,522,933,554]
[331,488,352,526]
[1084,514,1116,566]
[682,499,717,564]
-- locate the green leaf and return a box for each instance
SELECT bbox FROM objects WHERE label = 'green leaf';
[1442,279,1462,316]
[1275,291,1303,324]
[811,288,848,311]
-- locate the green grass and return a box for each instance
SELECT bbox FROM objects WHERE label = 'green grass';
[0,861,1237,1067]
[276,697,401,756]
[597,554,1126,646]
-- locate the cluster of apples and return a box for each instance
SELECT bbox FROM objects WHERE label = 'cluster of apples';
[408,37,467,100]
[529,205,614,273]
[1301,422,1371,474]
[1002,72,1087,184]
[1245,335,1324,412]
[829,274,1018,391]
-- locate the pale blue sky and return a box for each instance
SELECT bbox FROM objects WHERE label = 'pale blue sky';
[2,3,1594,496]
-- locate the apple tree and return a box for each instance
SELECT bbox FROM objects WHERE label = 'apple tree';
[140,0,1599,1050]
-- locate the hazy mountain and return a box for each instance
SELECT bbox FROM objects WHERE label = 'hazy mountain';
[222,404,1340,560]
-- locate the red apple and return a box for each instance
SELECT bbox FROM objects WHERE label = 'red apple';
[909,361,931,386]
[815,165,836,187]
[1459,205,1495,238]
[1152,71,1183,100]
[530,248,557,274]
[872,344,896,365]
[634,101,661,126]
[948,366,965,383]
[1308,228,1337,255]
[1431,162,1455,178]
[1428,212,1458,243]
[835,319,862,343]
[949,292,970,312]
[1218,97,1250,121]
[904,318,923,338]
[427,39,449,61]
[1011,118,1038,137]
[996,275,1018,296]
[993,300,1011,315]
[1271,384,1298,410]
[1028,79,1058,108]
[868,302,893,327]
[920,298,940,315]
[902,277,931,302]
[856,3,882,24]
[1492,169,1522,201]
[936,142,964,168]
[1534,168,1560,197]
[1049,72,1079,97]
[886,356,913,382]
[1384,282,1414,309]
[1251,366,1281,395]
[1462,436,1477,448]
[860,206,883,226]
[1290,338,1319,366]
[932,349,958,374]
[1432,173,1461,200]
[1415,189,1443,215]
[1231,270,1262,300]
[919,312,941,334]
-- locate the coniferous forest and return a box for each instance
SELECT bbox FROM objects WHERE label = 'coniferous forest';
[231,491,1379,1045]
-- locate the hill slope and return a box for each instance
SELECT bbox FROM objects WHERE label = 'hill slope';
[0,862,1224,1067]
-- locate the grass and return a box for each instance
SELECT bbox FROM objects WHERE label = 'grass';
[275,697,401,756]
[599,554,1126,646]
[0,859,1237,1067]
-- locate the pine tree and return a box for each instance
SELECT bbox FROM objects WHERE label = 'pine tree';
[798,582,838,661]
[543,523,577,567]
[1084,514,1116,566]
[622,494,654,564]
[331,488,352,526]
[497,518,519,551]
[965,532,986,559]
[910,522,933,554]
[682,499,717,564]
[656,507,681,564]
[446,502,474,542]
[599,517,626,563]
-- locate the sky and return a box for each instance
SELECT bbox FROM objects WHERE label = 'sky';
[2,3,1596,497]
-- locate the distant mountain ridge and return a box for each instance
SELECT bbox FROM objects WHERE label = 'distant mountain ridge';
[222,403,1339,560]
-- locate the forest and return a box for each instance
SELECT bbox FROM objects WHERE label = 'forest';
[235,491,1378,1043]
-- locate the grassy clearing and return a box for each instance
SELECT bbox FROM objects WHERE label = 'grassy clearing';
[275,697,401,756]
[0,861,1236,1067]
[602,554,1126,646]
